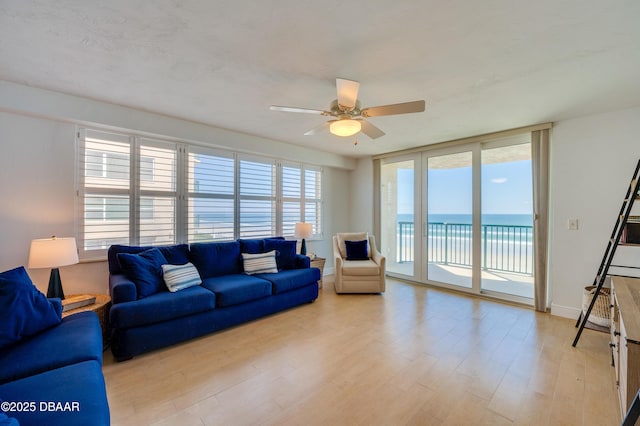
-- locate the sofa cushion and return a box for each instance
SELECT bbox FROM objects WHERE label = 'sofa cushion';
[345,239,369,260]
[0,311,102,384]
[117,248,168,299]
[201,274,272,307]
[109,285,216,329]
[255,268,321,294]
[162,262,202,292]
[342,259,380,276]
[108,244,189,274]
[189,241,242,278]
[238,238,264,254]
[0,412,18,426]
[264,239,297,270]
[242,250,278,275]
[0,360,110,426]
[0,266,61,351]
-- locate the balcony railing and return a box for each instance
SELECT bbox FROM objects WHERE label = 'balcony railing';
[397,221,533,276]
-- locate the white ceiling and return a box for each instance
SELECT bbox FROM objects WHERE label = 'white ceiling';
[1,1,639,158]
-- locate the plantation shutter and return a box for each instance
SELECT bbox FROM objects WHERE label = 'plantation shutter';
[187,147,235,242]
[79,129,131,256]
[282,164,302,237]
[304,167,323,237]
[138,139,177,246]
[239,157,276,238]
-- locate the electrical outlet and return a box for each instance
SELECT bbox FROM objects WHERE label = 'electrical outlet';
[568,218,579,230]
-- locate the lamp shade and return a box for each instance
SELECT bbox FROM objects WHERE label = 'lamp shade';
[330,119,361,137]
[28,237,79,269]
[294,222,313,239]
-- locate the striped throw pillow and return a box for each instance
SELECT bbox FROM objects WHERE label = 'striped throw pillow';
[242,250,278,275]
[162,263,202,292]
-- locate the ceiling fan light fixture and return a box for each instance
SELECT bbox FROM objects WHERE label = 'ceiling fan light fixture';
[330,119,361,137]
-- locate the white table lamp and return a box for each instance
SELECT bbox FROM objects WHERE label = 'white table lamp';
[28,236,79,299]
[294,222,313,255]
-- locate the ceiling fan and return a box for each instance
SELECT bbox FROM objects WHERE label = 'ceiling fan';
[270,78,426,140]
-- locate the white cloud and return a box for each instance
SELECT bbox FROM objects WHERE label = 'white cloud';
[491,177,508,184]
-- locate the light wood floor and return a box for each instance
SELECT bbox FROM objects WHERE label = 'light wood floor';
[103,277,621,426]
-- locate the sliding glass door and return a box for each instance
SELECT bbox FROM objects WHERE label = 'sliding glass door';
[426,151,474,289]
[380,158,416,277]
[481,142,534,298]
[380,134,535,305]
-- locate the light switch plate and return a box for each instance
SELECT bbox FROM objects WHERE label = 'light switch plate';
[568,218,579,230]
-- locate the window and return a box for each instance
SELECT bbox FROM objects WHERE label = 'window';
[138,139,177,246]
[281,164,322,238]
[187,148,235,242]
[77,128,323,258]
[79,130,131,252]
[239,157,276,238]
[304,167,323,236]
[282,164,302,237]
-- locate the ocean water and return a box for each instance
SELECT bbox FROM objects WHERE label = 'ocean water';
[397,213,533,226]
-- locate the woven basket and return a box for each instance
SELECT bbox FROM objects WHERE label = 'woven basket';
[582,286,611,327]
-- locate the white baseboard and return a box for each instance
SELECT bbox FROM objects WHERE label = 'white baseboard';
[324,267,335,276]
[550,303,581,320]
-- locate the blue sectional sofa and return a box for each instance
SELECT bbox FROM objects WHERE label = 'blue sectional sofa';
[0,267,110,426]
[108,237,320,360]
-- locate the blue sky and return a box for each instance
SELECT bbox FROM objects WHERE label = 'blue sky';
[397,160,533,215]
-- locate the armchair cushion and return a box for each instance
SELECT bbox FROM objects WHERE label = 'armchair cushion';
[342,259,381,276]
[336,232,368,258]
[345,240,369,260]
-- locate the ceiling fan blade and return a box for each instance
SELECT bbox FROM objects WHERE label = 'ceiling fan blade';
[336,78,360,110]
[361,100,426,117]
[303,121,332,136]
[359,119,386,139]
[270,105,331,115]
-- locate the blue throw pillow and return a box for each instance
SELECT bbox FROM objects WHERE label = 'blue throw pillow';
[117,248,168,299]
[264,238,297,270]
[109,244,190,274]
[0,266,62,350]
[345,240,369,260]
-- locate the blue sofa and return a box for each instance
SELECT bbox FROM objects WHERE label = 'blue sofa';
[0,267,110,426]
[108,238,320,361]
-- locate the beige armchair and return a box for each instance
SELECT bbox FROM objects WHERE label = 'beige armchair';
[333,232,386,293]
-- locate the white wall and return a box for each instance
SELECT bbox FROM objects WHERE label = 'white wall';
[0,82,355,294]
[307,167,351,275]
[549,105,640,318]
[0,112,110,294]
[348,158,375,235]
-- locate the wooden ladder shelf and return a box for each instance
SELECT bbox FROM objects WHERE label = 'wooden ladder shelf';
[572,158,640,347]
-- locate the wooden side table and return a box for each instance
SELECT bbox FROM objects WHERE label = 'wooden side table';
[310,257,326,288]
[62,294,111,343]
